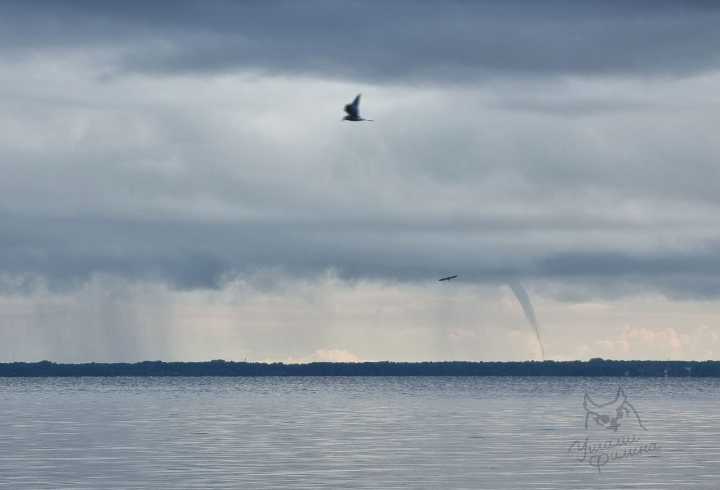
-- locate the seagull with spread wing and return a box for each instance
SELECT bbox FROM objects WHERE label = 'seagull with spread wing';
[342,93,373,121]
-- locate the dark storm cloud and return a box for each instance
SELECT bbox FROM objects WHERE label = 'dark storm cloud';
[536,249,720,299]
[2,1,720,81]
[2,0,720,303]
[4,210,720,299]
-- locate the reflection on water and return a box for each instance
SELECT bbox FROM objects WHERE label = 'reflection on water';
[1,377,719,489]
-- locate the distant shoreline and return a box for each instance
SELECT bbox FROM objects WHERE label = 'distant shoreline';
[1,359,718,377]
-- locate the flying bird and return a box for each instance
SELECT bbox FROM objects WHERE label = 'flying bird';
[342,93,373,121]
[439,275,458,282]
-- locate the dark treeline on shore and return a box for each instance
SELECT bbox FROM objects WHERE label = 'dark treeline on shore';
[0,358,718,377]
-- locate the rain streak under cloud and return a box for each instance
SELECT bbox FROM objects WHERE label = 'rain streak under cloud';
[2,1,720,362]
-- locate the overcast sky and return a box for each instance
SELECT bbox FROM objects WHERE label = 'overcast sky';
[2,1,720,362]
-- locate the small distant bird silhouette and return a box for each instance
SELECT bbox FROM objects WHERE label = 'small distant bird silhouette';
[342,93,373,121]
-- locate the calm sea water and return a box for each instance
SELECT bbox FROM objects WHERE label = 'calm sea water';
[1,376,718,489]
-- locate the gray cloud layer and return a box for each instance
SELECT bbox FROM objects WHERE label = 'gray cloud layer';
[2,1,720,81]
[2,1,720,302]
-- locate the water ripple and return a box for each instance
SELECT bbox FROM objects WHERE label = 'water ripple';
[0,377,717,489]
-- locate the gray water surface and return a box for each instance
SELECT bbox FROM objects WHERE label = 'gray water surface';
[1,377,718,489]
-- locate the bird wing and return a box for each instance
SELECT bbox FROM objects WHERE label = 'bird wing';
[344,93,361,117]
